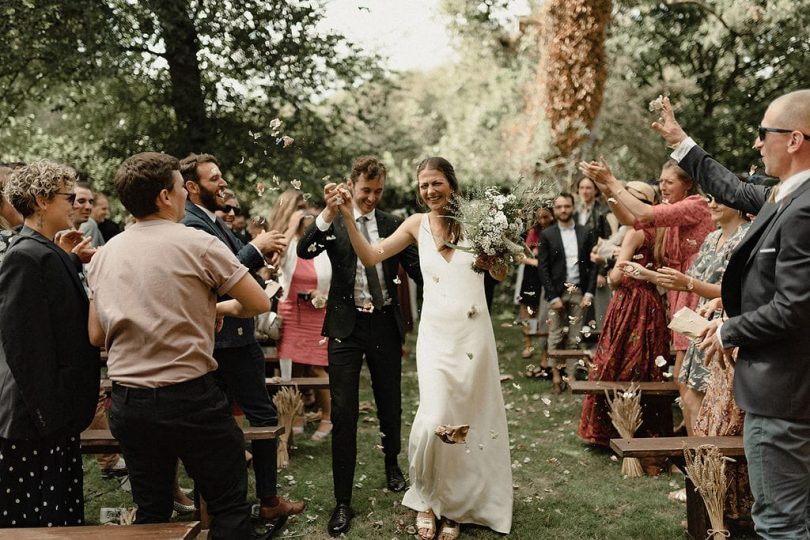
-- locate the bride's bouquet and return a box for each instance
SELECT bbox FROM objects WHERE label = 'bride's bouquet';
[449,181,553,272]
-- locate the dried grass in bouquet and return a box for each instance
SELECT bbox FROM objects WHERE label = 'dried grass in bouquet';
[683,444,732,539]
[273,386,303,467]
[605,383,643,477]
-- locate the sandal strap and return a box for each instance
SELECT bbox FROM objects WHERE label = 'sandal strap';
[416,515,434,528]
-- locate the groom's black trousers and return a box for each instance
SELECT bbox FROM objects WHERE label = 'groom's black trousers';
[327,306,403,505]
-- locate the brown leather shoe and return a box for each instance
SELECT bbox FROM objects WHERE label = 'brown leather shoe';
[259,497,306,522]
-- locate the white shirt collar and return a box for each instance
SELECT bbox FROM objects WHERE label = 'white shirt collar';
[195,203,217,223]
[558,220,576,231]
[352,206,375,222]
[775,169,810,203]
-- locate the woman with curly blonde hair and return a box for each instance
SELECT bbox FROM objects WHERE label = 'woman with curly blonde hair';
[0,161,100,528]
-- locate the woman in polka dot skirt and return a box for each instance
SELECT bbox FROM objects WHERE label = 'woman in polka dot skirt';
[0,161,100,527]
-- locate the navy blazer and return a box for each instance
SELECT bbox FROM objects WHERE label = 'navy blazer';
[181,201,265,349]
[537,222,598,302]
[297,210,422,342]
[0,227,100,439]
[680,145,810,419]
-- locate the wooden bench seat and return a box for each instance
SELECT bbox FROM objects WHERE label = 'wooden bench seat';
[569,380,679,396]
[0,521,201,539]
[81,426,284,454]
[611,436,746,539]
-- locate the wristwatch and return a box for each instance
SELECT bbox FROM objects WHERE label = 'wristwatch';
[686,277,694,291]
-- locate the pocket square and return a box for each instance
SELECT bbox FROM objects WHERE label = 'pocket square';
[758,247,776,253]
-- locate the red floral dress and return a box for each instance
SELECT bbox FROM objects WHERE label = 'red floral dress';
[577,230,671,446]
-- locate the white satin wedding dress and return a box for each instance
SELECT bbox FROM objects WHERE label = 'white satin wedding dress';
[401,214,513,534]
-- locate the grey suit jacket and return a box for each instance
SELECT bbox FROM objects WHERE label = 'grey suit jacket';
[680,145,810,419]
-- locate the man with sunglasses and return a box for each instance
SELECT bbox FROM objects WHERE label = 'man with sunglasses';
[653,90,810,539]
[179,153,305,532]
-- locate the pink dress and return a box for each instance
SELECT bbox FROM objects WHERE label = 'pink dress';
[277,257,328,366]
[635,194,714,350]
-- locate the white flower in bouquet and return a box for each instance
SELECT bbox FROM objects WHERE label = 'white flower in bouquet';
[446,181,554,272]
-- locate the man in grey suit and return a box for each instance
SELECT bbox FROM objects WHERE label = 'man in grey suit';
[652,91,810,539]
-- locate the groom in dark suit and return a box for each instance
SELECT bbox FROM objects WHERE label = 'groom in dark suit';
[179,153,305,529]
[652,91,810,538]
[297,156,422,537]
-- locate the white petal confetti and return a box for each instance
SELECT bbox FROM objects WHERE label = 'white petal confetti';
[291,179,301,190]
[655,355,667,367]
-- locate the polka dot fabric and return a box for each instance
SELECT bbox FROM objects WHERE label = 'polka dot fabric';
[0,434,84,527]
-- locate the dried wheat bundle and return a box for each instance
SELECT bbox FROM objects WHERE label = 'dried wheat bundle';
[683,444,732,539]
[273,386,304,467]
[605,383,643,477]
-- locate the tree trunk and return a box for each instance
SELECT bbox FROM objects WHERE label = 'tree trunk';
[150,0,209,154]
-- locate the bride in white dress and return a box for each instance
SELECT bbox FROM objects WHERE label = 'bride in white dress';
[329,157,513,539]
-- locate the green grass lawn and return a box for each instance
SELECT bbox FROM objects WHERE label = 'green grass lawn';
[82,302,750,539]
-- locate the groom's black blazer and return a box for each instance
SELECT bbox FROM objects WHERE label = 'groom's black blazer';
[679,145,810,420]
[297,210,422,342]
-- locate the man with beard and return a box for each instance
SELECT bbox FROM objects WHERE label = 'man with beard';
[180,153,305,530]
[538,192,597,392]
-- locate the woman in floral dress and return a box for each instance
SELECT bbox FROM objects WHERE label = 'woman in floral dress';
[577,181,671,446]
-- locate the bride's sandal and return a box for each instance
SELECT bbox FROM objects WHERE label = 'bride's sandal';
[416,510,436,540]
[438,518,460,540]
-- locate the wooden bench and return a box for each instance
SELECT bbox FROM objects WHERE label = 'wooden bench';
[611,436,745,539]
[569,380,679,396]
[0,522,201,539]
[99,377,329,394]
[80,426,284,454]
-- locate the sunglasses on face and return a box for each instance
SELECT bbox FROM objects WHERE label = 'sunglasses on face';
[758,126,810,142]
[223,204,241,216]
[55,191,76,204]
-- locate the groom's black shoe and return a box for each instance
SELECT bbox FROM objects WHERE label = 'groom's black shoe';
[327,503,353,537]
[385,464,407,492]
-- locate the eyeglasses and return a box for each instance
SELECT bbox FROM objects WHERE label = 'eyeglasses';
[223,204,241,216]
[55,191,76,204]
[758,126,810,142]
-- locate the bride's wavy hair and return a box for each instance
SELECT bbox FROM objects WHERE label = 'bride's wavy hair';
[416,156,462,249]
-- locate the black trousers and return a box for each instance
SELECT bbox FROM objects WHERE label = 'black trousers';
[213,343,278,500]
[328,307,402,504]
[109,375,252,539]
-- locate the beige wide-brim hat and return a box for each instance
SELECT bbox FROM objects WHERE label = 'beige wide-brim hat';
[625,181,656,204]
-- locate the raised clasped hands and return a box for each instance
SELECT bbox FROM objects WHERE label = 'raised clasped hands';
[650,96,688,148]
[697,318,734,369]
[323,182,353,221]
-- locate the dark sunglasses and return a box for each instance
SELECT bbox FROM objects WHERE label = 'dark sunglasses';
[55,191,76,204]
[758,126,810,142]
[223,204,241,216]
